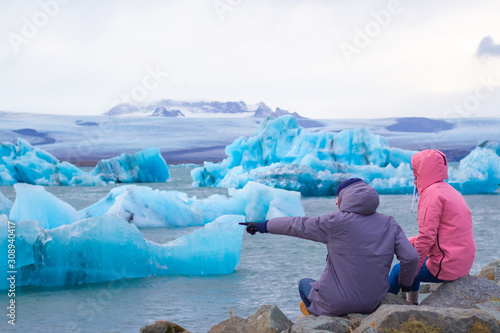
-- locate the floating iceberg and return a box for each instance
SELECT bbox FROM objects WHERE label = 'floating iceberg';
[79,181,305,227]
[90,147,170,183]
[79,185,205,227]
[449,142,500,194]
[192,116,416,195]
[0,190,12,216]
[0,214,244,289]
[0,139,170,186]
[192,116,500,195]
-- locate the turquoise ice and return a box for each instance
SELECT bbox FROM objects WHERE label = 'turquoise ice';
[79,181,304,227]
[192,116,500,195]
[9,183,80,229]
[0,214,244,289]
[449,141,500,194]
[0,139,170,185]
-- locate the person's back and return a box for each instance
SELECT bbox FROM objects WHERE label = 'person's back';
[410,149,476,280]
[266,180,419,316]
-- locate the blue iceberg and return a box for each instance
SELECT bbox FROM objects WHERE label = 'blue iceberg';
[449,141,500,194]
[192,116,416,195]
[79,185,205,227]
[89,147,170,183]
[0,214,244,289]
[0,139,170,186]
[79,181,305,227]
[192,116,500,195]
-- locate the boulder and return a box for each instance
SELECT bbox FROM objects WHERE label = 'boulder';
[379,293,415,306]
[354,305,500,333]
[420,275,500,309]
[287,315,353,333]
[419,283,442,294]
[478,260,500,283]
[208,316,245,333]
[139,320,190,333]
[208,304,292,333]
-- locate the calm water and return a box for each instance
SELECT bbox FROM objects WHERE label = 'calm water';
[1,166,499,333]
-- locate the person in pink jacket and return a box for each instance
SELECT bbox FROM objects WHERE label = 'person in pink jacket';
[388,149,476,304]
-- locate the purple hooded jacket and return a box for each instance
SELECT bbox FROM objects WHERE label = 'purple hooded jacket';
[267,181,419,316]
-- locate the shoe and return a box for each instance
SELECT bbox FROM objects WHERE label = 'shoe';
[299,301,309,315]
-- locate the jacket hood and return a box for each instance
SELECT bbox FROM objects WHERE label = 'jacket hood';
[411,149,448,193]
[338,181,379,215]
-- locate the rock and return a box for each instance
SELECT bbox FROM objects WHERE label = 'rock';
[287,315,353,333]
[242,304,292,333]
[208,316,244,333]
[420,275,500,309]
[139,320,190,333]
[379,292,415,306]
[208,305,292,333]
[478,260,500,283]
[354,305,500,333]
[477,300,500,322]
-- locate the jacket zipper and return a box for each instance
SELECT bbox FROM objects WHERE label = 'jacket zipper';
[435,234,445,279]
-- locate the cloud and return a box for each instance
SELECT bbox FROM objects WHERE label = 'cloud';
[476,36,500,58]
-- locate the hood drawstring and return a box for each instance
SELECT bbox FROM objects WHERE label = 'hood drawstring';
[411,183,419,213]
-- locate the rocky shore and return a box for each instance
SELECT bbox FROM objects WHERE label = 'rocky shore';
[140,260,500,333]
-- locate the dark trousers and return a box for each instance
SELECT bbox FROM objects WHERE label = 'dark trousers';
[298,278,316,307]
[388,258,445,294]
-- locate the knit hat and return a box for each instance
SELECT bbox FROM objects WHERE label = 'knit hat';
[336,178,364,196]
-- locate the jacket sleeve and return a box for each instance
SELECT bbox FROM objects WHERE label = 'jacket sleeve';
[413,191,443,270]
[394,223,419,287]
[266,215,332,244]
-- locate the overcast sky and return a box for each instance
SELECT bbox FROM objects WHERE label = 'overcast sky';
[1,0,499,119]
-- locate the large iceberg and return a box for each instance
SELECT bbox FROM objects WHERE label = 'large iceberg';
[192,116,416,195]
[192,116,500,195]
[79,181,305,227]
[0,139,170,186]
[3,181,304,229]
[0,214,244,289]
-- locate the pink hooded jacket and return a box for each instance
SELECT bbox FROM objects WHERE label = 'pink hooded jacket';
[408,149,476,281]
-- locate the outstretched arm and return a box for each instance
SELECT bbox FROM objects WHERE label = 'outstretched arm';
[265,215,333,244]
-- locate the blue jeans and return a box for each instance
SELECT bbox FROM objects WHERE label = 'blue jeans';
[298,278,316,307]
[388,258,445,294]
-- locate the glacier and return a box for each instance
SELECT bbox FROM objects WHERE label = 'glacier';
[0,139,170,186]
[192,116,500,195]
[0,214,244,289]
[79,181,304,227]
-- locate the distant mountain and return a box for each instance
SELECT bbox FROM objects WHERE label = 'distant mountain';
[386,117,454,133]
[104,99,307,120]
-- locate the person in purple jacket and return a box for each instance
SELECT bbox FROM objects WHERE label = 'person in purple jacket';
[241,178,419,317]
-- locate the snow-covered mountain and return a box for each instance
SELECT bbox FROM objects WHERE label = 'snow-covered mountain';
[105,100,305,119]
